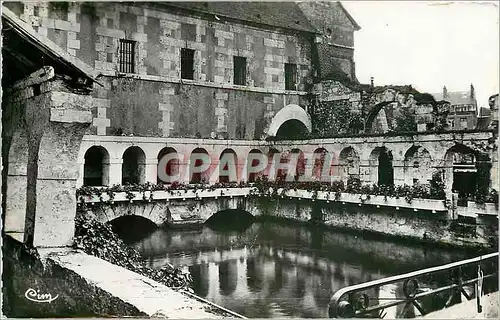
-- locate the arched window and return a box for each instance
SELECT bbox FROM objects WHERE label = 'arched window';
[122,146,146,185]
[84,146,110,186]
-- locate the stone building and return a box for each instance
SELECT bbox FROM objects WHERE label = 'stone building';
[3,1,360,141]
[432,85,478,130]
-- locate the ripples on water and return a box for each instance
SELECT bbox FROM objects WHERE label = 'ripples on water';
[127,218,473,318]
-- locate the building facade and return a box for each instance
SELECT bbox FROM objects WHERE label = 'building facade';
[432,85,478,130]
[3,1,360,140]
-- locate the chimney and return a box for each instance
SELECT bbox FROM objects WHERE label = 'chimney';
[443,86,448,99]
[470,83,475,99]
[370,76,374,87]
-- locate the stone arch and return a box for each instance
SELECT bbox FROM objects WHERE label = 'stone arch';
[122,146,146,185]
[267,104,312,138]
[218,148,238,183]
[312,148,330,182]
[108,214,158,243]
[403,146,432,185]
[246,149,265,182]
[443,144,477,204]
[189,147,211,184]
[338,147,360,182]
[157,147,179,184]
[369,147,394,186]
[83,146,110,186]
[365,101,393,134]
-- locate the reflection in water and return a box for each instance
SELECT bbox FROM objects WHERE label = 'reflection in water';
[132,221,472,318]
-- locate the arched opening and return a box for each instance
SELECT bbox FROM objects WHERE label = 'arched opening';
[267,104,312,139]
[157,147,179,184]
[276,149,304,182]
[246,149,264,182]
[444,145,477,205]
[122,146,146,185]
[265,148,280,181]
[190,148,211,184]
[369,147,394,186]
[404,146,432,185]
[205,209,255,232]
[365,101,392,134]
[338,147,360,181]
[108,215,157,244]
[275,119,309,140]
[83,146,110,186]
[312,148,330,181]
[218,149,238,183]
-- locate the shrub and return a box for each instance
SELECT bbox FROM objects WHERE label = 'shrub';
[73,210,193,292]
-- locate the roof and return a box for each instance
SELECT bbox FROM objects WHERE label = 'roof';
[162,2,318,33]
[432,91,475,106]
[337,2,361,31]
[2,6,98,85]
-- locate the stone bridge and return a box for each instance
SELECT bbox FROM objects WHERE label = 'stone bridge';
[82,186,495,248]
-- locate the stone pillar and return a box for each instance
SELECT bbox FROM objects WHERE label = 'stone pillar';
[144,158,158,184]
[359,160,372,185]
[108,159,123,186]
[4,129,29,242]
[76,158,85,187]
[393,160,405,186]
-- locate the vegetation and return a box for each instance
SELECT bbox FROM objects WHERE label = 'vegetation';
[73,206,194,292]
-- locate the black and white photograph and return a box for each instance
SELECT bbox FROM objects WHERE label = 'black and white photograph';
[1,0,499,318]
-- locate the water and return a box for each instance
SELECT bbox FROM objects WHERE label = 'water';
[129,219,473,318]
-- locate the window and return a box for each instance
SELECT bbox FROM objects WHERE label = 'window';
[285,63,297,90]
[119,39,135,73]
[448,119,455,128]
[233,56,246,85]
[460,117,468,129]
[181,48,195,80]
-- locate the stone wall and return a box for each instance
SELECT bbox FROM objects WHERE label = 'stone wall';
[92,76,304,139]
[296,1,357,80]
[5,2,314,139]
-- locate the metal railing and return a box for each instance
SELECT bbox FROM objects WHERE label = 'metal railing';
[328,252,498,318]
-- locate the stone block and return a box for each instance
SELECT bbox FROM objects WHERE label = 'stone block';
[50,108,93,123]
[67,39,80,49]
[215,92,228,100]
[130,32,147,42]
[96,26,125,38]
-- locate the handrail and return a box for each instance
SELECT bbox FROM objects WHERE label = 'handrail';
[328,252,498,318]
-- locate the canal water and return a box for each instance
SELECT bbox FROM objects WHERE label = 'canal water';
[126,214,474,318]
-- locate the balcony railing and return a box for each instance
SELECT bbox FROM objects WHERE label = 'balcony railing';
[328,252,498,318]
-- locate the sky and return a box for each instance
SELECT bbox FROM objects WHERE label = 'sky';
[341,1,499,108]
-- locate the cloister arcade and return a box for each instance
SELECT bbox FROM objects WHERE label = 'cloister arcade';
[77,132,495,201]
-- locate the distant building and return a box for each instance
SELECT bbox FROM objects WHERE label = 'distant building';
[432,84,478,130]
[488,93,498,130]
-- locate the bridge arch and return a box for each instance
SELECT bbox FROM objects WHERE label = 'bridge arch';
[338,146,360,182]
[267,104,312,138]
[108,214,158,243]
[83,145,110,186]
[122,146,146,185]
[369,147,394,186]
[218,148,238,183]
[157,147,180,184]
[403,146,432,185]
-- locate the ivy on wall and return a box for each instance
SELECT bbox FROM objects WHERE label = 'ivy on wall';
[311,99,363,137]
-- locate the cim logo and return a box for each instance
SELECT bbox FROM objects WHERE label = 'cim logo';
[24,288,59,303]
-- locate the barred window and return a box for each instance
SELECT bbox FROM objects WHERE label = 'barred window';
[285,63,297,90]
[233,56,246,85]
[119,39,135,73]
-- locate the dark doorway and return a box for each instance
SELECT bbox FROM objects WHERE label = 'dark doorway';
[378,149,394,186]
[122,146,145,185]
[84,146,109,186]
[275,119,309,140]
